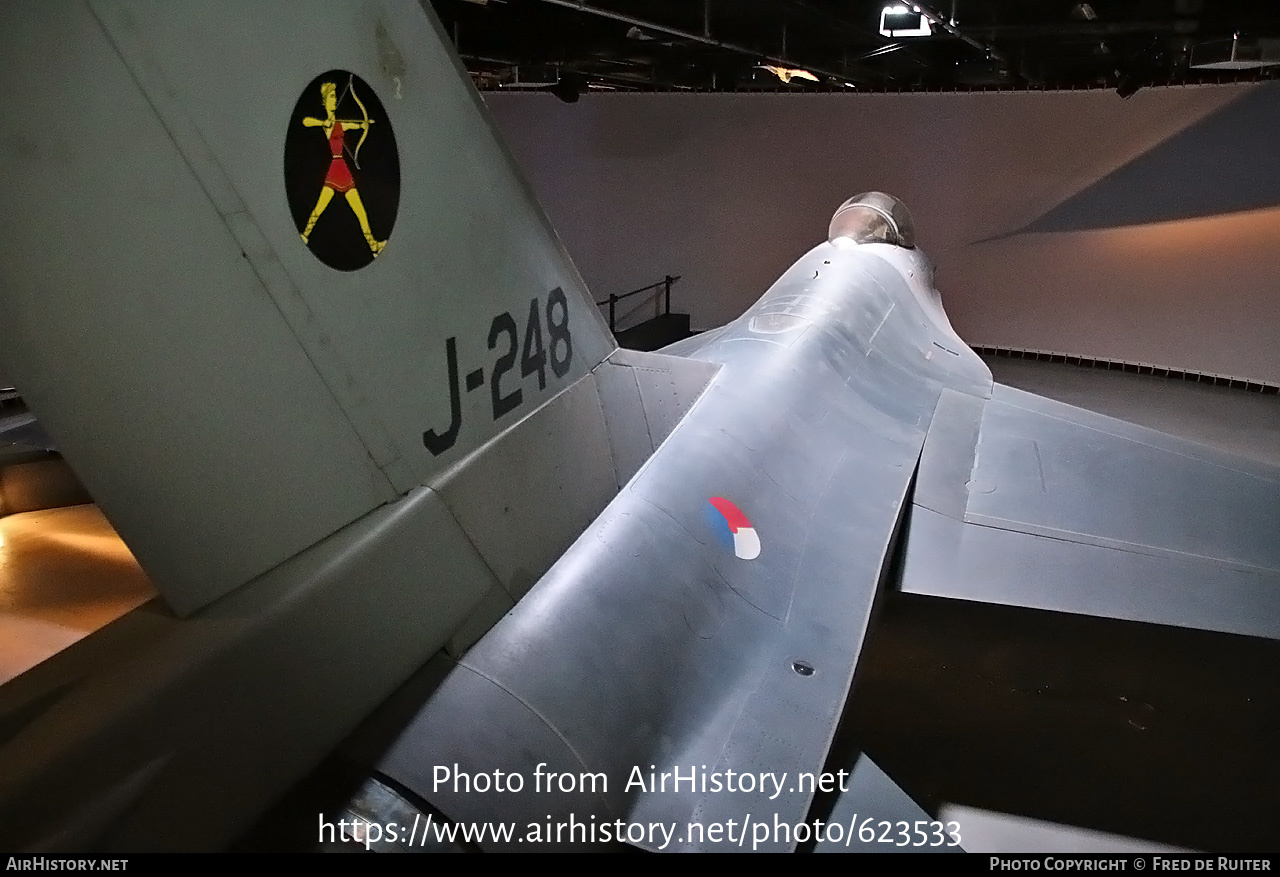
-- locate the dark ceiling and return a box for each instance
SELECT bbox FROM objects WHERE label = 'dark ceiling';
[430,0,1280,96]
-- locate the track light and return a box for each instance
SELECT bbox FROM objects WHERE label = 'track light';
[879,5,932,38]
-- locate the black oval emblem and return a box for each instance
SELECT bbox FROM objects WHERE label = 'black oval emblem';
[285,71,399,271]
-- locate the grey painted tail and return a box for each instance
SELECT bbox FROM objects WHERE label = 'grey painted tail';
[0,1,615,613]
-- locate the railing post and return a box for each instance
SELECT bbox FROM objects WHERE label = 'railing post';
[608,294,617,332]
[664,275,673,316]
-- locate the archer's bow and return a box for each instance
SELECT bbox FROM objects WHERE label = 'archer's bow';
[350,75,372,171]
[337,74,374,171]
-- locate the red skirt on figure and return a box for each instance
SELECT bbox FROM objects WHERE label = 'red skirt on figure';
[324,122,355,193]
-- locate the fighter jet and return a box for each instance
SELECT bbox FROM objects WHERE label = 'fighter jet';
[0,0,1277,853]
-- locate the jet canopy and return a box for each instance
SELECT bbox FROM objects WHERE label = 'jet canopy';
[828,192,916,248]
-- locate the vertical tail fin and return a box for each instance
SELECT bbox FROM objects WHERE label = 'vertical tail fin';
[0,0,615,612]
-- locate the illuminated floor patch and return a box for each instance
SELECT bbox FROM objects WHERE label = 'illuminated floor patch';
[0,504,154,684]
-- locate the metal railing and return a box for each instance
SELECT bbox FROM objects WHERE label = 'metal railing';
[595,275,680,333]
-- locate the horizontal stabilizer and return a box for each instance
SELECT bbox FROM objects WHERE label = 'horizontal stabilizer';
[815,754,962,853]
[902,385,1280,639]
[940,805,1189,854]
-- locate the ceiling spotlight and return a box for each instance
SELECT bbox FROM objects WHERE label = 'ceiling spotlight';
[879,4,932,38]
[758,64,819,83]
[551,72,584,103]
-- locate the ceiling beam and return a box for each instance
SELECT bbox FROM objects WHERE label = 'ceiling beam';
[533,0,867,85]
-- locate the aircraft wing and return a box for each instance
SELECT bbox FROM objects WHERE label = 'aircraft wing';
[901,383,1280,640]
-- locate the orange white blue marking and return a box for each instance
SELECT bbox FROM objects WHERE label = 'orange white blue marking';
[706,497,761,560]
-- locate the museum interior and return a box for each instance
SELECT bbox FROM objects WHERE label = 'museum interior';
[1,0,1279,854]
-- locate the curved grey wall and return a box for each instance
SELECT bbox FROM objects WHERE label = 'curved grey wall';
[487,84,1280,384]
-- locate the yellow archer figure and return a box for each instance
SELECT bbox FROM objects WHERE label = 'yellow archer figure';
[300,79,385,257]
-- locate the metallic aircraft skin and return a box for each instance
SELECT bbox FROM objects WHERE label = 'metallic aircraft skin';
[374,212,994,851]
[0,0,1278,853]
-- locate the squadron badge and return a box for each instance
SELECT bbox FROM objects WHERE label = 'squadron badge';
[285,70,399,271]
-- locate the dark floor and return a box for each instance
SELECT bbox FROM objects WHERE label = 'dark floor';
[849,592,1280,854]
